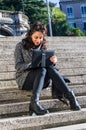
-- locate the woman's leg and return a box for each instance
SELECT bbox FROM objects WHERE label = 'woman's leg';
[29,68,49,115]
[43,70,70,105]
[47,65,81,110]
[52,76,70,99]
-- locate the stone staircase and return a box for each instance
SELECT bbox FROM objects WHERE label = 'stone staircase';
[0,36,86,130]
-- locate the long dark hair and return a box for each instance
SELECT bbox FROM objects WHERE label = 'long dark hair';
[23,21,47,50]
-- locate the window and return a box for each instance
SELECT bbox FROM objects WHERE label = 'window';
[84,22,86,30]
[67,6,73,18]
[69,23,76,28]
[81,5,86,16]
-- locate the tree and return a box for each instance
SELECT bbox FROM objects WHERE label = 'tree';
[24,0,47,24]
[47,7,85,36]
[0,0,22,11]
[0,0,48,24]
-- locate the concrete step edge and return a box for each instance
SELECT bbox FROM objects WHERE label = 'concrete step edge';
[0,76,86,85]
[0,108,86,130]
[44,123,86,130]
[0,96,85,116]
[0,85,86,101]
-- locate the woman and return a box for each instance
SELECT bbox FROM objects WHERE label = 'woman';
[14,21,81,116]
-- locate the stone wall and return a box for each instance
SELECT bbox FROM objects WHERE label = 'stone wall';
[0,10,30,36]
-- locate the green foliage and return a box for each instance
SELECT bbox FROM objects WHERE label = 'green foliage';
[51,7,66,21]
[48,7,85,36]
[47,7,70,36]
[24,0,48,24]
[0,0,22,11]
[70,28,85,36]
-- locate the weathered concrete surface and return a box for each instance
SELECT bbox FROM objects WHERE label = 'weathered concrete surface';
[0,85,86,101]
[0,108,86,130]
[44,123,86,130]
[0,96,85,116]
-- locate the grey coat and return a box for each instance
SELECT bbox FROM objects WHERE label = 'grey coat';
[14,41,42,89]
[14,41,40,89]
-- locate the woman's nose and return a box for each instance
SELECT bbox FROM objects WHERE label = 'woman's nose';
[36,38,41,43]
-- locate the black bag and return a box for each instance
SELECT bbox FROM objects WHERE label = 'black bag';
[32,49,54,68]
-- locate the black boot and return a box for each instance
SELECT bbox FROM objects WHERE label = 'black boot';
[66,91,81,110]
[29,100,49,115]
[29,68,49,115]
[52,85,68,106]
[52,76,70,99]
[51,76,70,106]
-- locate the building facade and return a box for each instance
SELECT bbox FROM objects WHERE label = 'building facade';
[0,10,30,36]
[59,0,86,34]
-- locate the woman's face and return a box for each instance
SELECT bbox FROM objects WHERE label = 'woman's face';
[31,31,43,46]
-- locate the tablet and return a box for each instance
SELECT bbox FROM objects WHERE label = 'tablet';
[32,49,54,68]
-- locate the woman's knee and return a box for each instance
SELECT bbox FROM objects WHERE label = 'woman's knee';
[48,65,57,74]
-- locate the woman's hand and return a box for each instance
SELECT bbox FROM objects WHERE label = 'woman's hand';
[50,55,57,64]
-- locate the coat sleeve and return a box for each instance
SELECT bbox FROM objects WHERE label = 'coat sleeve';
[14,43,32,72]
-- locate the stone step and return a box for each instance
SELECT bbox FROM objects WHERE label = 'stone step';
[0,85,86,102]
[0,64,85,73]
[0,57,86,66]
[0,74,86,86]
[47,36,86,41]
[0,80,17,89]
[0,67,86,77]
[0,50,86,57]
[0,36,85,40]
[1,40,85,44]
[0,66,86,75]
[0,58,86,65]
[0,96,85,117]
[0,52,86,60]
[0,108,86,130]
[0,36,86,43]
[0,49,86,60]
[48,42,86,47]
[0,51,86,59]
[44,123,86,130]
[0,43,86,49]
[0,76,86,88]
[0,40,86,50]
[0,48,86,61]
[0,44,86,52]
[0,63,85,71]
[2,43,84,48]
[0,43,86,48]
[1,43,86,51]
[0,75,86,87]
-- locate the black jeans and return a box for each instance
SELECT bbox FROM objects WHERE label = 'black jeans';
[22,68,50,90]
[47,65,71,94]
[23,65,71,95]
